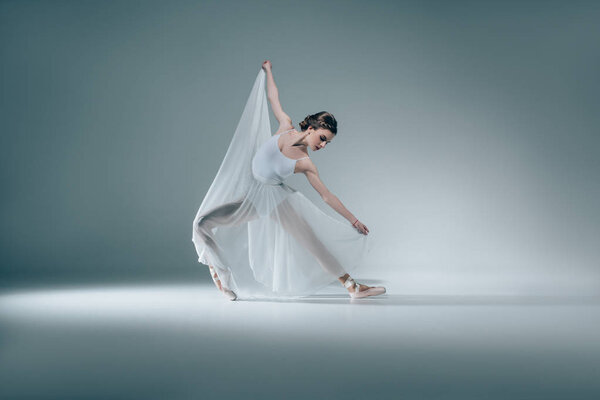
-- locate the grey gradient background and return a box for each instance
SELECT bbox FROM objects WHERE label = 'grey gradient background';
[1,0,599,294]
[2,2,600,400]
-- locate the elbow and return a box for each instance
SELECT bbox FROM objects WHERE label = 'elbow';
[322,191,334,204]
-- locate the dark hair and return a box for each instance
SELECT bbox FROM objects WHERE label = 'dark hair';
[299,111,337,135]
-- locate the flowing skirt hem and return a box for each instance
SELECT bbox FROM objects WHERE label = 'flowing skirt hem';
[192,180,373,299]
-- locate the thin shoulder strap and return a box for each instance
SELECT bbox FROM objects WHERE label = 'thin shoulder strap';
[275,128,294,136]
[297,156,309,160]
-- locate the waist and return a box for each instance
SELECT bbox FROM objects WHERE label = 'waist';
[253,173,284,186]
[252,153,285,186]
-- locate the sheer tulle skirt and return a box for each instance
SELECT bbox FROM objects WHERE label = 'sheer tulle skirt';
[192,178,372,299]
[190,68,372,299]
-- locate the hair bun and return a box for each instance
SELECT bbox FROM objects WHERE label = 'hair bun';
[299,112,337,134]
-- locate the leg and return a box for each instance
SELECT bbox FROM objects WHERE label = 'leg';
[270,197,347,277]
[272,198,385,297]
[195,199,259,298]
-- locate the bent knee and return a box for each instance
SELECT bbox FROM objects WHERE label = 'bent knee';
[195,215,211,236]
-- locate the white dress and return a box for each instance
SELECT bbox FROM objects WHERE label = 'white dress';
[191,69,373,299]
[250,129,309,216]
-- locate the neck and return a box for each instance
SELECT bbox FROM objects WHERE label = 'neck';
[291,130,309,147]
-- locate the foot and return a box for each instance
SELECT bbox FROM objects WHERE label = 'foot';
[342,276,386,299]
[208,265,237,301]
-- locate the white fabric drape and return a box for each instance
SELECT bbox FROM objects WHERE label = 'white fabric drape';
[191,69,373,299]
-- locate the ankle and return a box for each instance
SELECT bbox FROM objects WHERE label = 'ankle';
[339,275,357,291]
[341,276,359,292]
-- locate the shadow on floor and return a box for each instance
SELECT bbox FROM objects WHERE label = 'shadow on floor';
[243,293,600,306]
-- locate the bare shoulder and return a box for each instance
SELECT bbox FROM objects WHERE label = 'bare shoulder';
[295,156,316,174]
[274,121,295,135]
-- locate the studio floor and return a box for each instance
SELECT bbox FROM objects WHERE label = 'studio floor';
[1,283,599,399]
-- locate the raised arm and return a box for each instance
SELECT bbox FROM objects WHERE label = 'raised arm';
[262,60,293,130]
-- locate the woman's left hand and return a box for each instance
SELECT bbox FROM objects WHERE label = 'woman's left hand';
[262,60,272,71]
[353,220,369,235]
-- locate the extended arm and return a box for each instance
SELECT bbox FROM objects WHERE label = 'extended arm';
[302,162,357,224]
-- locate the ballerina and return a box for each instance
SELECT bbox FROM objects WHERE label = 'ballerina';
[192,60,386,300]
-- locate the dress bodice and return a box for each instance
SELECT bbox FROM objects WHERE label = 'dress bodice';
[252,129,309,185]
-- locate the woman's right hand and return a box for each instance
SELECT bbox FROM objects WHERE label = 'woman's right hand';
[353,220,369,235]
[262,60,272,72]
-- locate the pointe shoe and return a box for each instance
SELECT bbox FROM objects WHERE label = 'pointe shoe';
[209,265,238,301]
[221,287,237,301]
[343,277,386,299]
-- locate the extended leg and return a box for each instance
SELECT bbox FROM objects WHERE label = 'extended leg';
[272,198,386,298]
[270,198,347,277]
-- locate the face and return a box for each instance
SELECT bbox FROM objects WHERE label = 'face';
[306,126,335,152]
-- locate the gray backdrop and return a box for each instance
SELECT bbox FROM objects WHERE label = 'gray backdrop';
[1,0,599,294]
